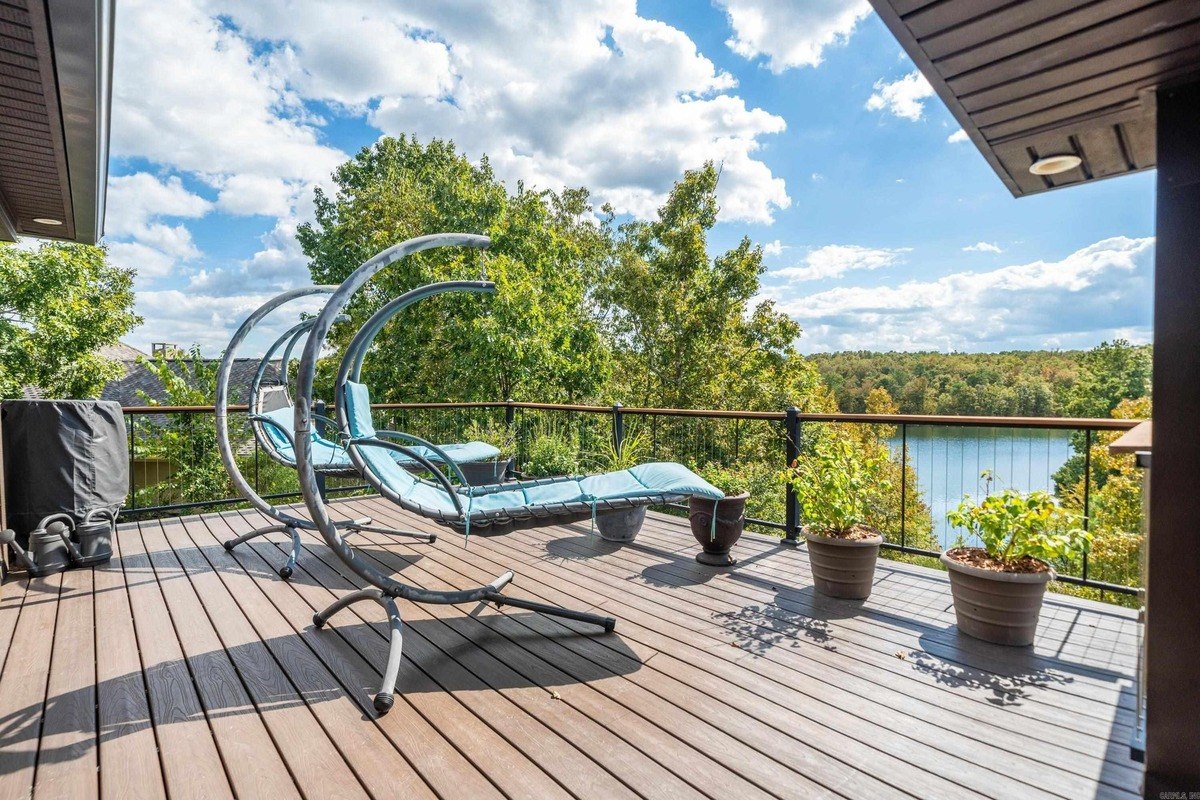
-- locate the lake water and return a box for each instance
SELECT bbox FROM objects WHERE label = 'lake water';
[887,426,1075,550]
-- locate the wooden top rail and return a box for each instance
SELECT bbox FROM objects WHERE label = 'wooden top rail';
[119,401,1143,431]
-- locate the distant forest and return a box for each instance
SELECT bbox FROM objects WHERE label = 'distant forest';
[811,342,1153,417]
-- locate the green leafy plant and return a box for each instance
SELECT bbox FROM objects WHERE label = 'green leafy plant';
[781,436,890,538]
[695,462,752,498]
[592,427,648,472]
[464,419,517,460]
[947,472,1090,564]
[522,424,580,477]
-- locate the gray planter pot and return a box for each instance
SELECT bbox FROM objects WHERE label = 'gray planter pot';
[689,493,748,566]
[457,458,513,487]
[595,506,647,543]
[805,530,882,600]
[941,550,1055,646]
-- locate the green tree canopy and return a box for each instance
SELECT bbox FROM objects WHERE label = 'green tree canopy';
[0,242,140,398]
[596,163,822,411]
[297,135,611,403]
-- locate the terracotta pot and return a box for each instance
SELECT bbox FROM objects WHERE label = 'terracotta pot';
[689,493,748,566]
[805,529,882,600]
[941,550,1054,646]
[457,458,513,487]
[595,506,647,543]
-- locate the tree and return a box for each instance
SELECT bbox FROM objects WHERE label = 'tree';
[0,242,140,398]
[596,162,823,411]
[132,347,234,507]
[297,135,611,404]
[1058,339,1151,418]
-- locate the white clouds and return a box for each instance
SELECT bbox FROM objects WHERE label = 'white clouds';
[772,244,910,282]
[947,128,970,143]
[762,240,785,257]
[866,70,934,121]
[715,0,872,72]
[349,2,790,223]
[112,0,345,188]
[775,237,1154,352]
[963,241,1003,254]
[105,173,212,278]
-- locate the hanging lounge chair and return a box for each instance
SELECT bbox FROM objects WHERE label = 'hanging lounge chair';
[247,317,502,476]
[292,233,724,714]
[216,287,440,580]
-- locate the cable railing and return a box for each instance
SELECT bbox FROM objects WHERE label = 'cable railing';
[118,401,1143,600]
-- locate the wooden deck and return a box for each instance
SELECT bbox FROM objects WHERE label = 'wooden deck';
[0,496,1143,799]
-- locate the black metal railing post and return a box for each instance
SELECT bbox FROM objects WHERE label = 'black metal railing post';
[900,422,908,549]
[504,399,517,480]
[127,414,137,510]
[1082,427,1092,584]
[612,403,625,455]
[784,406,801,543]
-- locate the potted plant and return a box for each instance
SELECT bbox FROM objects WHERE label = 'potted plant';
[458,420,517,486]
[688,464,751,566]
[782,437,887,599]
[592,429,650,543]
[945,480,1090,646]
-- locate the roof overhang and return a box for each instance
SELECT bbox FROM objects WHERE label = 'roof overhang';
[868,0,1200,197]
[0,0,114,243]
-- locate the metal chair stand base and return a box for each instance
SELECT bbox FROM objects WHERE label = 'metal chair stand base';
[223,518,436,580]
[311,571,617,715]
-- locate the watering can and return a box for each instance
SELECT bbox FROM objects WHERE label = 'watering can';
[1,513,83,577]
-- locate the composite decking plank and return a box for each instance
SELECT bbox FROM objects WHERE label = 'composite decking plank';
[114,523,233,799]
[32,567,97,800]
[232,511,714,800]
[208,509,569,800]
[136,518,330,800]
[633,520,1137,714]
[355,510,1132,800]
[445,511,1133,738]
[435,521,1140,799]
[339,498,1103,800]
[160,514,439,800]
[330,505,933,800]
[92,539,167,800]
[263,514,711,800]
[286,506,815,800]
[635,513,1140,668]
[0,498,1140,800]
[186,514,497,800]
[512,516,1137,724]
[343,501,1137,796]
[0,574,60,800]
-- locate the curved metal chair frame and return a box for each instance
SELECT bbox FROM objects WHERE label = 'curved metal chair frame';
[215,287,435,581]
[295,234,616,715]
[248,314,361,477]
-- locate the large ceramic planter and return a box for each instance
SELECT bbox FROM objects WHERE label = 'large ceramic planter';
[595,506,647,543]
[689,493,748,566]
[805,529,882,600]
[458,458,513,487]
[941,549,1054,646]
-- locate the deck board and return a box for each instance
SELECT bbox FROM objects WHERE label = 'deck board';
[0,497,1144,799]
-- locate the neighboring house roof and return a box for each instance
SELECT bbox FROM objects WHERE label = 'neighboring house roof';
[100,349,282,407]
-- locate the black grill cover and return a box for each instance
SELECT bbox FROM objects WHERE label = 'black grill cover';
[2,400,129,539]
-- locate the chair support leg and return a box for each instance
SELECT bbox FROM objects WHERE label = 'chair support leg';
[485,592,616,633]
[352,523,436,543]
[311,587,404,715]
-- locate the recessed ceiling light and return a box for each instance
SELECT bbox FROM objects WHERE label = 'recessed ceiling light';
[32,217,63,225]
[1029,155,1082,176]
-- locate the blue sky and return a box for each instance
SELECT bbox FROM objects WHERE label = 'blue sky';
[103,0,1155,356]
